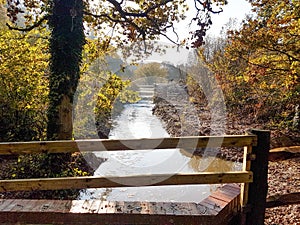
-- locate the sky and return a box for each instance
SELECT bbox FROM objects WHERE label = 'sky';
[142,0,253,65]
[208,0,252,36]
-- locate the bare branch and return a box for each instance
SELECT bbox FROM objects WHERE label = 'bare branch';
[6,16,48,32]
[193,0,224,14]
[85,0,222,48]
[83,11,124,23]
[240,54,291,72]
[158,32,179,46]
[102,23,118,52]
[106,0,173,18]
[262,44,300,62]
[144,0,173,15]
[85,10,147,44]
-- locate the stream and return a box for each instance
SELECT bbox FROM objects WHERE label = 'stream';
[79,84,240,203]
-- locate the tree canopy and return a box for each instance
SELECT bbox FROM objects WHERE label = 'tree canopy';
[133,62,168,83]
[0,23,49,141]
[4,0,230,140]
[199,0,300,130]
[6,0,228,49]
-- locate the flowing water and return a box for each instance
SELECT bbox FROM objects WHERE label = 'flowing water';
[79,85,240,203]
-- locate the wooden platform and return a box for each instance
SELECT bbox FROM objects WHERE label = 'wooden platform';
[0,184,240,225]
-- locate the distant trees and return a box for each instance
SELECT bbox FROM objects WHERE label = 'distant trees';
[199,0,300,130]
[73,48,140,139]
[5,0,228,140]
[134,62,168,84]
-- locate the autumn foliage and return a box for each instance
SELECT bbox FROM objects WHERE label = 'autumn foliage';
[0,25,49,141]
[199,0,299,131]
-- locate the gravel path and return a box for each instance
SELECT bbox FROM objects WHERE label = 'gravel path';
[153,83,300,225]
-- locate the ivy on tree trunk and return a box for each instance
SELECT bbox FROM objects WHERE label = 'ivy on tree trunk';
[47,0,85,140]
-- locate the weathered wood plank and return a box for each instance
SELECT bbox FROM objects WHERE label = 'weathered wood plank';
[60,198,219,220]
[221,183,240,192]
[268,146,300,161]
[88,200,101,213]
[0,184,241,224]
[0,211,216,225]
[50,199,73,213]
[204,196,228,211]
[140,202,150,214]
[200,184,241,225]
[0,199,15,211]
[211,190,236,203]
[0,171,253,192]
[0,135,257,155]
[185,203,201,215]
[266,192,300,208]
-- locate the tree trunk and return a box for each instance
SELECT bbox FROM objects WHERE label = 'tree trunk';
[47,0,85,140]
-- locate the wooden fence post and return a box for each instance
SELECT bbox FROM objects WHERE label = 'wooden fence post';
[246,129,270,225]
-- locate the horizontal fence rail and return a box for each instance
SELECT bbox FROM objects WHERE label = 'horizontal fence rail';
[0,135,257,155]
[2,130,298,224]
[0,135,257,193]
[1,131,276,225]
[0,171,253,192]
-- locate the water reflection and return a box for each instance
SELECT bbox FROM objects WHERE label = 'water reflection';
[80,85,239,203]
[179,149,241,172]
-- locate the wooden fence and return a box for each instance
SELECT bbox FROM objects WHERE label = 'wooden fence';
[0,135,256,193]
[0,129,298,225]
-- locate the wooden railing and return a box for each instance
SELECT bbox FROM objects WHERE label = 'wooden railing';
[0,135,256,192]
[0,130,273,225]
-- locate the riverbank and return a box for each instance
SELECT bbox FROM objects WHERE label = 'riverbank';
[152,82,300,225]
[152,83,251,162]
[0,152,101,199]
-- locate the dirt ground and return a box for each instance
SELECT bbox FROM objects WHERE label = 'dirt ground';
[265,157,300,225]
[152,83,300,225]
